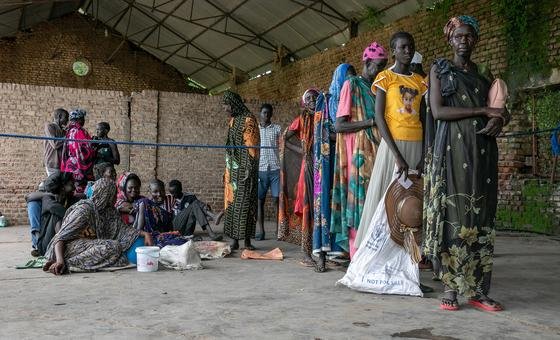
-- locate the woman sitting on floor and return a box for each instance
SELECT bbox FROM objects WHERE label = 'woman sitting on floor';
[85,162,117,198]
[43,178,153,275]
[116,172,188,248]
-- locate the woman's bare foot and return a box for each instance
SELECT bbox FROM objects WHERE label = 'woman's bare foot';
[299,253,316,267]
[244,238,255,250]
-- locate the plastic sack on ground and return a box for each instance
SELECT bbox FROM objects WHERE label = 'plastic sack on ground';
[159,241,203,271]
[337,185,422,297]
[193,241,231,259]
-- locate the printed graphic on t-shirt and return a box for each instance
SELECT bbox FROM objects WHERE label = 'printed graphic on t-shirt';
[397,86,419,115]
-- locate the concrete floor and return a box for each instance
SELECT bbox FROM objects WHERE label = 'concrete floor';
[1,223,560,340]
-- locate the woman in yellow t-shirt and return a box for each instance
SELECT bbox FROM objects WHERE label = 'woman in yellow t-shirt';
[355,31,427,249]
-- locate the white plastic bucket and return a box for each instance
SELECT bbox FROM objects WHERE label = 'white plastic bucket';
[135,246,160,272]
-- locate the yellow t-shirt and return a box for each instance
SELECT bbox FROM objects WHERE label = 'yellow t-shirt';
[373,69,427,141]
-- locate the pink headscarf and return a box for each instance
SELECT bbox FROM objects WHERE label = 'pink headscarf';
[362,41,387,61]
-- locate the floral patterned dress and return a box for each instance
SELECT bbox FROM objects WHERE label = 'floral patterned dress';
[423,58,497,297]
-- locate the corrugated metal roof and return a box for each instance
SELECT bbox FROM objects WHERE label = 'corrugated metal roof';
[0,0,423,91]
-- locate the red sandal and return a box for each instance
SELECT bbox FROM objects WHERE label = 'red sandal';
[468,298,504,312]
[440,298,460,311]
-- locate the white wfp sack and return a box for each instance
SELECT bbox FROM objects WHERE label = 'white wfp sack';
[337,172,422,297]
[159,241,203,271]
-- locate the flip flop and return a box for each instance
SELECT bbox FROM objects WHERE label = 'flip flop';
[16,257,47,269]
[440,298,460,311]
[468,298,504,312]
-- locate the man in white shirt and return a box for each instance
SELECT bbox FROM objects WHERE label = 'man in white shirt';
[257,104,281,240]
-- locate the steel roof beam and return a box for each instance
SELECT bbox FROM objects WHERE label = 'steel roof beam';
[186,0,327,78]
[161,0,249,63]
[132,1,275,52]
[119,0,232,74]
[204,0,280,52]
[288,0,347,25]
[136,0,188,46]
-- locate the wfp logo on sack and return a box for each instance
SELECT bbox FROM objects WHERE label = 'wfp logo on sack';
[365,228,384,251]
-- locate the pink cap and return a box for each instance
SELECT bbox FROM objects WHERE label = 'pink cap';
[362,41,387,61]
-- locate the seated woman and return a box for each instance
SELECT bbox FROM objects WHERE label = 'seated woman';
[85,162,117,198]
[43,178,153,275]
[36,171,75,256]
[116,172,188,248]
[115,172,143,225]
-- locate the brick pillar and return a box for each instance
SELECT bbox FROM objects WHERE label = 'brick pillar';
[129,90,159,193]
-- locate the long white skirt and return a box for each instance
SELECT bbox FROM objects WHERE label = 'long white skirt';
[355,139,422,249]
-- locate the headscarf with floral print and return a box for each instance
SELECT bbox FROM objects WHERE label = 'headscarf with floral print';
[444,15,480,41]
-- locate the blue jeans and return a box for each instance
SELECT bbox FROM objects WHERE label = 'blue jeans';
[27,200,42,249]
[258,170,280,200]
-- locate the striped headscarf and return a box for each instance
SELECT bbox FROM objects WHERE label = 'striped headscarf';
[92,178,117,210]
[444,15,480,41]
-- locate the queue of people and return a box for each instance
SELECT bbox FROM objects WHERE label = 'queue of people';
[25,15,509,313]
[269,15,508,312]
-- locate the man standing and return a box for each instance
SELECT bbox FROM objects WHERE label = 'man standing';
[256,103,281,241]
[44,109,69,176]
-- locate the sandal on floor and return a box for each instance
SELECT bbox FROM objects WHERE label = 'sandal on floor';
[440,290,459,311]
[468,296,504,312]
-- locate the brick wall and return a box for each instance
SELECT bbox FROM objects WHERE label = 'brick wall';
[0,13,188,94]
[128,90,298,208]
[0,83,296,225]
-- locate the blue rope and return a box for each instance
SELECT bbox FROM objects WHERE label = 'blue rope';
[0,133,275,149]
[1,127,557,149]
